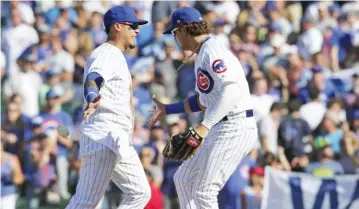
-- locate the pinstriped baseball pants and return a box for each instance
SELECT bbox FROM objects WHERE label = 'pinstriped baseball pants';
[65,136,151,209]
[174,115,258,209]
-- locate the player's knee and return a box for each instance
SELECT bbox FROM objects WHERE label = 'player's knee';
[192,186,217,207]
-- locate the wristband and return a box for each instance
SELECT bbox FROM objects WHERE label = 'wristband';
[187,95,201,112]
[165,102,185,114]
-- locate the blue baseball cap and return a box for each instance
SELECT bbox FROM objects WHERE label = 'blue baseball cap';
[103,6,148,29]
[46,88,63,99]
[163,7,203,34]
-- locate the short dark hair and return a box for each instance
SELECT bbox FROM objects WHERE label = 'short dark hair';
[179,21,212,36]
[270,102,283,112]
[287,99,301,114]
[308,86,320,100]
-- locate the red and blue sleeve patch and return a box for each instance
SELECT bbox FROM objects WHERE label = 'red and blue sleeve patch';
[196,67,214,94]
[212,59,227,73]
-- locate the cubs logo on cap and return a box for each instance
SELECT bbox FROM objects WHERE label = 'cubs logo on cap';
[196,68,214,94]
[212,59,227,73]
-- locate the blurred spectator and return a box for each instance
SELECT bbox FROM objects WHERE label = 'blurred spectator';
[298,65,335,105]
[338,131,359,174]
[285,1,303,32]
[140,147,163,189]
[2,8,39,75]
[25,134,57,209]
[213,0,240,34]
[24,116,44,142]
[265,2,293,40]
[251,77,274,122]
[296,15,323,63]
[88,12,107,48]
[327,98,347,122]
[74,31,94,84]
[258,102,283,154]
[1,141,25,209]
[39,70,62,112]
[1,101,30,155]
[219,149,258,209]
[145,122,166,168]
[3,53,42,117]
[305,136,344,176]
[299,86,327,131]
[44,36,74,82]
[39,88,73,200]
[0,50,5,79]
[278,99,312,164]
[144,170,164,209]
[240,166,264,209]
[154,40,179,100]
[315,111,344,154]
[151,1,177,23]
[22,24,52,63]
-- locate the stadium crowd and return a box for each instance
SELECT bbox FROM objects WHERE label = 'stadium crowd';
[1,1,359,209]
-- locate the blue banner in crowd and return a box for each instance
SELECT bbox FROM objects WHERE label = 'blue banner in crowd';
[261,167,359,209]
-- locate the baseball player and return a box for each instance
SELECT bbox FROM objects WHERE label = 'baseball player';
[65,6,151,209]
[148,7,258,209]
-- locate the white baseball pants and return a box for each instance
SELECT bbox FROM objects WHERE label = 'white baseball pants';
[174,114,258,209]
[65,136,151,209]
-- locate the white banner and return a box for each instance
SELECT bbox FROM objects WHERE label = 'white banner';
[261,167,359,209]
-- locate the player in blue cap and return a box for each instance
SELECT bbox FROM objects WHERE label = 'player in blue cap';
[149,7,258,209]
[65,6,151,209]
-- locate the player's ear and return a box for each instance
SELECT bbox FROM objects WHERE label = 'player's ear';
[113,23,122,33]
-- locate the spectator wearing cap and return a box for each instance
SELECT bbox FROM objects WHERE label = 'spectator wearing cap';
[145,121,166,168]
[305,136,344,176]
[258,102,283,154]
[39,88,73,200]
[219,150,258,209]
[316,2,338,33]
[316,110,344,154]
[278,99,312,164]
[298,65,335,105]
[240,166,264,209]
[212,19,230,50]
[300,86,327,131]
[2,8,39,75]
[24,116,44,141]
[3,52,43,117]
[1,140,25,209]
[1,101,30,155]
[39,70,62,112]
[296,15,323,63]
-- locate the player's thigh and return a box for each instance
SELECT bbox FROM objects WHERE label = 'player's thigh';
[193,125,257,192]
[110,146,149,194]
[70,145,116,207]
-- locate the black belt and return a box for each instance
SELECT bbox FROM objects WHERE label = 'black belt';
[220,109,254,122]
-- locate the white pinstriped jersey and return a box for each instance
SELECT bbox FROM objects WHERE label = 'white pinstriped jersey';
[194,37,253,115]
[81,43,134,155]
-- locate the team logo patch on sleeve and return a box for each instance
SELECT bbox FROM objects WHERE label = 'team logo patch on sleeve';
[212,59,227,73]
[196,68,214,94]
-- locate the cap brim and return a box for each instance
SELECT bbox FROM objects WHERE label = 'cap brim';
[133,19,148,25]
[163,28,172,34]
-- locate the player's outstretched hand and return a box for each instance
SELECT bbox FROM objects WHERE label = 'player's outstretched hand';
[148,95,166,128]
[84,95,101,123]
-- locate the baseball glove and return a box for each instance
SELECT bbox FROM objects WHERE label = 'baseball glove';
[162,127,204,161]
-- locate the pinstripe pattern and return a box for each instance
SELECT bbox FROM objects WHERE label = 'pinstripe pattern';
[174,117,257,209]
[178,37,257,209]
[66,42,151,209]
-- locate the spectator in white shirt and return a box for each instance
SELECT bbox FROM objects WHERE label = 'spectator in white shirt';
[1,8,39,76]
[259,102,283,154]
[3,53,42,117]
[251,77,275,122]
[45,36,74,82]
[214,0,240,34]
[296,16,323,63]
[300,86,327,131]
